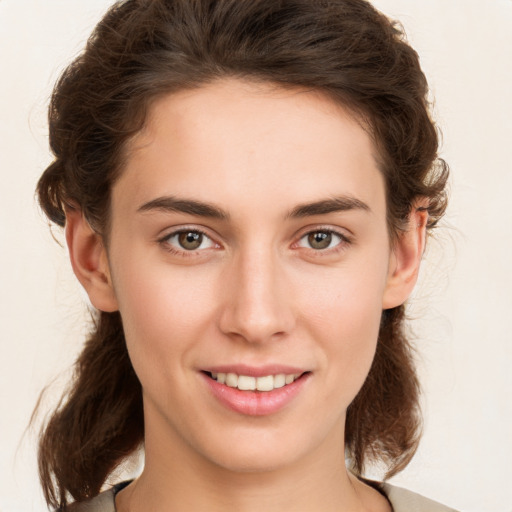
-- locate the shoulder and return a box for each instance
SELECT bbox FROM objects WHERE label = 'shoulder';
[66,488,116,512]
[64,480,459,512]
[380,482,460,512]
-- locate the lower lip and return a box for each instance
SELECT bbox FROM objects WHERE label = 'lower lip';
[201,373,310,416]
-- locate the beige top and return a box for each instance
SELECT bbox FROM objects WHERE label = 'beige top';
[69,482,459,511]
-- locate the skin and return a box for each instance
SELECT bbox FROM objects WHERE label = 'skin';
[67,79,427,512]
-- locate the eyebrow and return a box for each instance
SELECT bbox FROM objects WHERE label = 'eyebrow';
[287,196,370,218]
[138,196,229,220]
[137,195,370,220]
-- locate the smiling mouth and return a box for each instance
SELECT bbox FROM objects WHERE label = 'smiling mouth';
[206,371,305,392]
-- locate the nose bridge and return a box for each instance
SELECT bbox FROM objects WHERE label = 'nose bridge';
[219,243,293,343]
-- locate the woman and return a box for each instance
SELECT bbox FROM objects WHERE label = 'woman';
[36,0,453,510]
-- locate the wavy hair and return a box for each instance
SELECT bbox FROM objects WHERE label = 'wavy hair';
[36,0,448,508]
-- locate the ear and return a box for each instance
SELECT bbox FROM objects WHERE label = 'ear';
[382,202,429,309]
[65,208,119,312]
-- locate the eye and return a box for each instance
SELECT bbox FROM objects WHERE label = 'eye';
[297,230,346,250]
[163,230,216,251]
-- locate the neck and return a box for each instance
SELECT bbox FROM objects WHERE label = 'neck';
[116,403,390,512]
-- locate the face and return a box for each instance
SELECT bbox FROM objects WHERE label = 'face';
[100,79,410,473]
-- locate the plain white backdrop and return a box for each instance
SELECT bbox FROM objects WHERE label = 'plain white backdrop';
[1,1,511,511]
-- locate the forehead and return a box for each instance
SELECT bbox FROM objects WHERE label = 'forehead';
[115,79,385,218]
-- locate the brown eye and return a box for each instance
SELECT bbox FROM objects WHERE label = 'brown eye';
[162,229,216,254]
[178,231,204,250]
[307,231,332,250]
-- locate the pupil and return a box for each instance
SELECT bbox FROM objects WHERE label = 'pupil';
[308,231,331,249]
[179,231,202,250]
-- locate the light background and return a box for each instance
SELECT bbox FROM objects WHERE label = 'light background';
[1,0,511,511]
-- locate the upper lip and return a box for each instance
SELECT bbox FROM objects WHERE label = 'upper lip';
[202,364,308,377]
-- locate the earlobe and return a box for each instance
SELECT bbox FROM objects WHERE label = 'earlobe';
[65,208,119,312]
[382,204,429,310]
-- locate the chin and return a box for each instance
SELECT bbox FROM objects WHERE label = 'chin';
[207,446,299,474]
[194,423,334,475]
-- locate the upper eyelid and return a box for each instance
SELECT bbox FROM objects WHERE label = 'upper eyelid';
[293,226,354,254]
[300,228,346,240]
[156,224,352,247]
[295,224,353,241]
[158,228,220,256]
[158,225,218,242]
[299,231,347,245]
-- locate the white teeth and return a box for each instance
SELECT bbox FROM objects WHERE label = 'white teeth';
[256,375,273,391]
[226,373,238,388]
[238,375,256,390]
[211,371,302,391]
[273,374,286,388]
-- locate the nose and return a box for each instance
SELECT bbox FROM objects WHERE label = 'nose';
[218,248,295,344]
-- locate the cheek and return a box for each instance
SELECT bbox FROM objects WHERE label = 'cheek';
[313,286,383,361]
[111,258,218,383]
[299,254,387,337]
[298,263,386,397]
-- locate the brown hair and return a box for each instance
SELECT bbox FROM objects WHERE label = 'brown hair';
[36,0,448,508]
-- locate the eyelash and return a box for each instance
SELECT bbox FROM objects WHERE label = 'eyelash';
[158,227,218,257]
[157,227,352,257]
[295,228,352,255]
